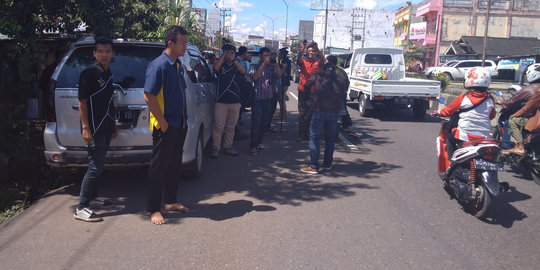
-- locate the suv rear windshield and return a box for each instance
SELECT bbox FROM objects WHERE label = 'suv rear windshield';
[364,54,392,65]
[56,45,163,88]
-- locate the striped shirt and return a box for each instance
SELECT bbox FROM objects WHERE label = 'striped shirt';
[249,63,276,100]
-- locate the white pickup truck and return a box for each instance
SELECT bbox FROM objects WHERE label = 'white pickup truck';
[344,47,440,118]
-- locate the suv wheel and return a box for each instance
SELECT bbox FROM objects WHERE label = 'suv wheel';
[443,72,453,81]
[185,132,204,179]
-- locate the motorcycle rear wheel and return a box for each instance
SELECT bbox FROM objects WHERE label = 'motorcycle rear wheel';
[472,184,493,219]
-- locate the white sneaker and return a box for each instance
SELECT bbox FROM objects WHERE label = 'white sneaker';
[74,207,103,222]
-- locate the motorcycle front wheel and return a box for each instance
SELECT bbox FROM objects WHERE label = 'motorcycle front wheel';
[527,162,540,185]
[472,183,493,219]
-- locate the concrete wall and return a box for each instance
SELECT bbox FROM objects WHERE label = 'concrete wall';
[514,0,540,11]
[511,16,540,37]
[475,15,508,38]
[441,14,472,41]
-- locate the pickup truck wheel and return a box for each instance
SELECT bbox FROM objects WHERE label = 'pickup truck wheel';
[185,132,204,179]
[358,94,372,117]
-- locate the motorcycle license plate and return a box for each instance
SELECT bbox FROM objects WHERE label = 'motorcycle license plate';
[474,159,504,171]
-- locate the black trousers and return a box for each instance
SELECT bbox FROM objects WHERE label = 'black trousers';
[146,126,187,213]
[298,90,311,140]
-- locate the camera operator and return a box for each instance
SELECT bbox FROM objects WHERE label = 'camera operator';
[249,47,281,155]
[296,40,324,142]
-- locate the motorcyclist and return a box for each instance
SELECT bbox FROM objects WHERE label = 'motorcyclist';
[500,63,540,155]
[432,67,496,171]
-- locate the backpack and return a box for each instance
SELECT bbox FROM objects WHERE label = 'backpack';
[236,74,255,108]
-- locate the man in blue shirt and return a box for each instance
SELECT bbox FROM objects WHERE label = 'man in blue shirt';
[249,47,281,155]
[144,25,190,225]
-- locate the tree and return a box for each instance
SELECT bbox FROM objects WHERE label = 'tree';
[143,0,207,51]
[402,41,432,64]
[0,0,165,104]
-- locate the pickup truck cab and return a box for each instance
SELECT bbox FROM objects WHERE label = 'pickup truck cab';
[43,37,215,178]
[345,47,440,118]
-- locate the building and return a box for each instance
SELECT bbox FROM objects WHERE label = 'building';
[393,4,423,47]
[312,9,394,53]
[298,20,314,41]
[415,0,540,66]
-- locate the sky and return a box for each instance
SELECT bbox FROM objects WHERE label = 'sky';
[192,0,425,41]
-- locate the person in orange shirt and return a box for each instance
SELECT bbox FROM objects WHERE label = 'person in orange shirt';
[296,40,324,142]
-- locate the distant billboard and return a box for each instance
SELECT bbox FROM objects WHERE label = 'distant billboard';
[409,22,426,40]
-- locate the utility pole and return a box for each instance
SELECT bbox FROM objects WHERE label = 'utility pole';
[481,0,491,67]
[362,8,366,48]
[220,8,231,39]
[323,0,329,55]
[282,0,293,47]
[350,8,365,51]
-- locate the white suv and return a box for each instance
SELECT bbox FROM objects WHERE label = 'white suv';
[431,60,498,80]
[43,37,215,178]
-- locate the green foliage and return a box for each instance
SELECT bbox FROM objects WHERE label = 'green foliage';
[290,41,300,53]
[143,0,207,51]
[0,103,73,222]
[402,41,432,64]
[433,72,451,91]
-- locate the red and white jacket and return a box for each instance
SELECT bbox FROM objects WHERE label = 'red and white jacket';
[437,91,496,142]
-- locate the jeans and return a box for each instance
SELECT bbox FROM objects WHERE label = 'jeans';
[250,99,272,148]
[78,133,112,209]
[309,112,339,170]
[147,126,187,213]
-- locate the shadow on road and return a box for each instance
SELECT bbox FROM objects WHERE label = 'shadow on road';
[443,184,530,228]
[18,109,402,225]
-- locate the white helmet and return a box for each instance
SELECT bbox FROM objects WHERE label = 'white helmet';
[525,63,540,84]
[464,67,491,89]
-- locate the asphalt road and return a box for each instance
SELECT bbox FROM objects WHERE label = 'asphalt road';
[1,82,539,270]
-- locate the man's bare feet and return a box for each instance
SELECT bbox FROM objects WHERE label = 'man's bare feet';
[150,211,165,225]
[163,202,189,213]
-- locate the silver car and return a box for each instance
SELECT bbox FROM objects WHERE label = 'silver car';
[43,37,215,178]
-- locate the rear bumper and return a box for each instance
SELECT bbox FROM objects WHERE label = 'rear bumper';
[44,150,152,167]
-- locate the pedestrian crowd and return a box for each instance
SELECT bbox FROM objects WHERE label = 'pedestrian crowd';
[73,26,352,225]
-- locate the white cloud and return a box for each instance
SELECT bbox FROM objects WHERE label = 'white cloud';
[299,0,312,8]
[218,0,254,12]
[355,0,377,9]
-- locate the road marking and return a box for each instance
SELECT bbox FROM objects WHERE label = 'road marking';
[339,132,358,151]
[289,92,298,100]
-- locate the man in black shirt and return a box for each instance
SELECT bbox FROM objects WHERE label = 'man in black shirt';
[74,37,117,222]
[210,43,246,158]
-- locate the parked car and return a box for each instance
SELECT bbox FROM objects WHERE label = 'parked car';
[43,37,216,178]
[423,60,458,78]
[430,59,498,80]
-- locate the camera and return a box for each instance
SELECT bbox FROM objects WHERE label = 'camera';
[270,57,276,64]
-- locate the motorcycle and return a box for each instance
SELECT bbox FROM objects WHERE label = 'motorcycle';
[493,91,540,185]
[436,98,509,219]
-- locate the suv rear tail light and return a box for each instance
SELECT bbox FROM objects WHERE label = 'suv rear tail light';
[46,80,56,122]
